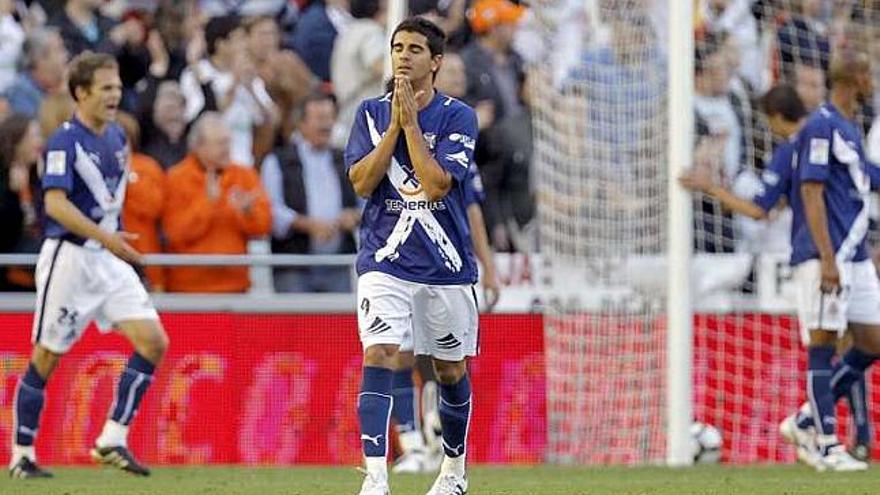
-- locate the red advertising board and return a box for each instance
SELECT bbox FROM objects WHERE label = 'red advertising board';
[0,313,546,465]
[2,312,878,465]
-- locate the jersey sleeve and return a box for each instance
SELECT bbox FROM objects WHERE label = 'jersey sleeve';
[434,104,478,183]
[797,118,832,183]
[344,101,376,171]
[41,132,76,193]
[753,143,793,212]
[465,161,486,206]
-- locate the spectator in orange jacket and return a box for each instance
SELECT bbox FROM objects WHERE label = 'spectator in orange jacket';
[163,112,271,292]
[118,112,167,291]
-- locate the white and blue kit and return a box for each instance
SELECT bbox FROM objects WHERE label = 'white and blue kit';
[750,139,795,218]
[786,103,880,343]
[398,160,485,353]
[34,117,158,354]
[345,91,479,360]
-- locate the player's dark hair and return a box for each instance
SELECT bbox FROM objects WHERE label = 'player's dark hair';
[760,84,807,122]
[391,16,446,58]
[67,51,118,102]
[205,15,242,56]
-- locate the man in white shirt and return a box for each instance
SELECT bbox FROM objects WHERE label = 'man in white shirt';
[179,15,279,167]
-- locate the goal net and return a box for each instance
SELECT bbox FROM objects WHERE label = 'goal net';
[531,0,880,464]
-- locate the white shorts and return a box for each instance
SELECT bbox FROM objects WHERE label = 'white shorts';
[357,271,478,361]
[794,259,880,345]
[32,239,159,354]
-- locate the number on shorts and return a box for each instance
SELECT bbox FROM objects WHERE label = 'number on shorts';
[57,307,79,327]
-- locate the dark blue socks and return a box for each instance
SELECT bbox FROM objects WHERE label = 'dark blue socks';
[14,364,46,446]
[807,346,838,450]
[110,353,156,425]
[438,374,472,458]
[392,369,417,433]
[358,366,393,458]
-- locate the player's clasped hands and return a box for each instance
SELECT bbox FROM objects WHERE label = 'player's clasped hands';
[394,76,425,130]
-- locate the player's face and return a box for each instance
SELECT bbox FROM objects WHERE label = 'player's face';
[79,67,123,124]
[391,31,440,85]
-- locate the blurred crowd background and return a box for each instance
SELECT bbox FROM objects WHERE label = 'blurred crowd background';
[0,0,878,294]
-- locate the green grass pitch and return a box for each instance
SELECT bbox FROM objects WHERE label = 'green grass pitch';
[1,465,879,494]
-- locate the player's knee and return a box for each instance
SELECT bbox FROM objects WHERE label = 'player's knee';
[395,351,415,370]
[808,330,837,347]
[364,344,398,368]
[154,328,170,355]
[851,330,880,355]
[30,345,62,379]
[433,359,466,384]
[140,324,169,363]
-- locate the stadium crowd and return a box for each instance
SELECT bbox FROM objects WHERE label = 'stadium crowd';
[0,0,879,293]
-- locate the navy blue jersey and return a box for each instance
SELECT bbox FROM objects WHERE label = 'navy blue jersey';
[345,91,478,285]
[41,117,129,246]
[752,139,795,213]
[790,103,870,265]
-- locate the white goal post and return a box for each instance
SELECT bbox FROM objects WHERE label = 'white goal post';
[666,0,695,467]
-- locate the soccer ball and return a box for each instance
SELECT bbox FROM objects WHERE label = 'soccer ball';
[690,422,722,464]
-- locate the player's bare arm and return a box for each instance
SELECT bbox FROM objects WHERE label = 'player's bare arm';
[801,181,839,293]
[348,97,403,198]
[678,168,768,220]
[467,203,500,311]
[44,189,142,265]
[398,76,451,201]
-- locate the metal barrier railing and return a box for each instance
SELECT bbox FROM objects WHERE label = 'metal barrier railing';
[0,253,355,267]
[0,249,359,311]
[0,252,355,313]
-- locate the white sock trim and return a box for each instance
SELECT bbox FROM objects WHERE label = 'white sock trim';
[9,445,35,468]
[364,456,388,478]
[440,454,466,476]
[95,420,129,448]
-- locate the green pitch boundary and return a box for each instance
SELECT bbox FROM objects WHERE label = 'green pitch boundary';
[1,465,877,495]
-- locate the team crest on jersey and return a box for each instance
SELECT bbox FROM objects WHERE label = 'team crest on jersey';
[398,164,423,196]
